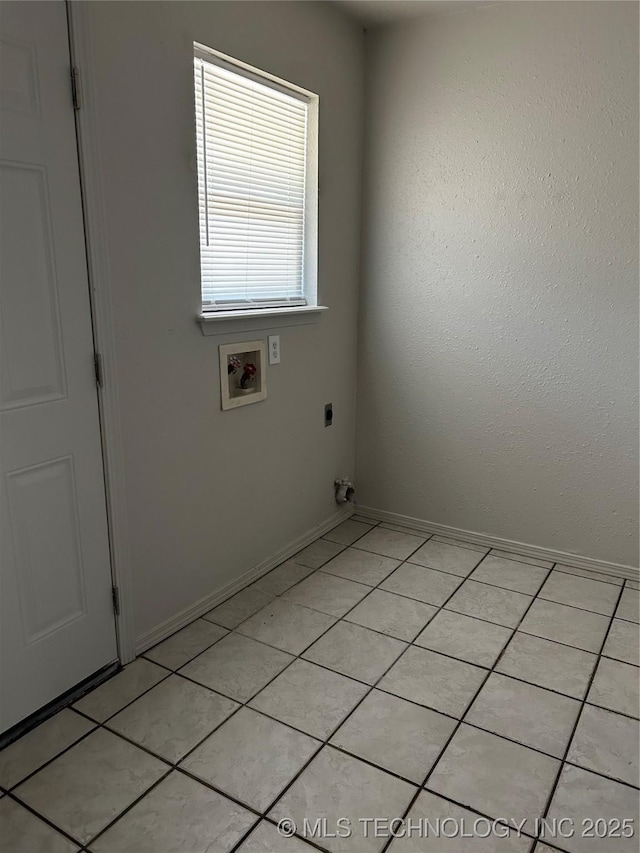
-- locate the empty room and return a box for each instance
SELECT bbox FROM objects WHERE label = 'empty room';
[0,1,638,852]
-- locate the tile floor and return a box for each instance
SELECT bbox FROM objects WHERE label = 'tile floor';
[1,515,638,853]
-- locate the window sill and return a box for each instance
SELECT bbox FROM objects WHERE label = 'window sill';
[197,305,328,336]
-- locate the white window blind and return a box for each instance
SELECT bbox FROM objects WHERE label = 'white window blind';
[194,50,310,311]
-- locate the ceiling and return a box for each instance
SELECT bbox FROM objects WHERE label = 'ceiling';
[335,0,492,27]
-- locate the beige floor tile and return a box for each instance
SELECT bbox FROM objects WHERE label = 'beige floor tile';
[0,797,79,853]
[15,729,167,845]
[470,555,548,595]
[538,572,620,616]
[380,563,463,606]
[415,610,512,668]
[380,522,429,536]
[237,599,336,655]
[323,519,373,546]
[409,540,484,576]
[144,619,227,670]
[291,539,345,568]
[270,746,416,853]
[0,709,94,789]
[351,513,380,524]
[616,587,640,623]
[345,589,437,641]
[181,708,319,812]
[106,674,238,762]
[518,599,609,653]
[252,561,314,596]
[431,535,488,554]
[387,789,532,852]
[555,565,624,586]
[587,657,640,718]
[321,548,400,586]
[303,621,407,684]
[354,527,426,560]
[249,659,368,739]
[8,528,638,853]
[567,704,639,787]
[545,764,639,853]
[379,646,486,717]
[465,673,581,757]
[428,725,559,834]
[180,632,293,702]
[331,689,456,783]
[73,659,168,723]
[282,572,370,617]
[490,550,553,569]
[204,588,274,629]
[90,770,256,853]
[603,619,640,666]
[445,580,532,628]
[496,632,597,699]
[237,820,318,852]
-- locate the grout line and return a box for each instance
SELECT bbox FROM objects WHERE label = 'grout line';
[486,551,554,570]
[357,559,472,581]
[313,546,617,628]
[613,615,640,627]
[3,717,100,793]
[378,563,557,853]
[4,528,636,851]
[237,559,557,850]
[215,541,481,848]
[350,514,383,525]
[533,580,629,846]
[552,566,626,588]
[580,699,640,723]
[595,650,639,669]
[351,539,439,563]
[456,717,640,790]
[256,794,540,853]
[142,619,232,664]
[357,521,634,588]
[74,766,174,848]
[560,756,639,791]
[530,841,567,853]
[400,553,620,621]
[6,657,189,794]
[381,528,487,553]
[321,519,380,547]
[3,788,96,850]
[534,594,621,620]
[82,543,422,850]
[93,565,639,851]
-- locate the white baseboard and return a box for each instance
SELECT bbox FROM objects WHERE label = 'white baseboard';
[135,504,354,655]
[357,505,639,583]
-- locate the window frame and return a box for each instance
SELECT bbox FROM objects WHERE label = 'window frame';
[193,43,320,323]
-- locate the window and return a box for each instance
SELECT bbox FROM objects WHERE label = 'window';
[193,44,318,314]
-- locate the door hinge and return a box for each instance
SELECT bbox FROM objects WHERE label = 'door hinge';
[112,586,120,616]
[71,66,81,110]
[94,352,103,388]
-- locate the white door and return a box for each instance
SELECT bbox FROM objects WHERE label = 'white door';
[0,1,118,733]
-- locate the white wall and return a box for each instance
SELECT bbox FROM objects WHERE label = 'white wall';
[357,1,639,567]
[84,1,363,641]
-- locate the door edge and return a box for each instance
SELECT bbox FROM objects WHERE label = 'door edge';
[66,1,135,664]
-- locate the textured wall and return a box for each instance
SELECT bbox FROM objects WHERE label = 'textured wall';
[357,1,639,566]
[86,1,363,640]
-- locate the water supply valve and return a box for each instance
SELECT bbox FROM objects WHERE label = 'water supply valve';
[335,478,355,504]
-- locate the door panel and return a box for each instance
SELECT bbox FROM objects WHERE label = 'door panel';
[6,456,86,644]
[0,1,118,733]
[0,162,66,408]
